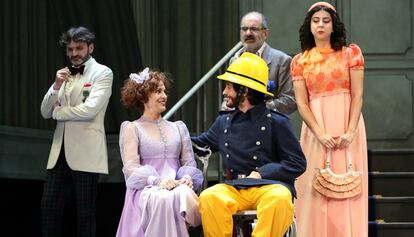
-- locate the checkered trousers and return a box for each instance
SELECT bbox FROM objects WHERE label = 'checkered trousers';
[41,148,99,237]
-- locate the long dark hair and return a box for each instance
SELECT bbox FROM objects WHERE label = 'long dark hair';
[299,5,346,52]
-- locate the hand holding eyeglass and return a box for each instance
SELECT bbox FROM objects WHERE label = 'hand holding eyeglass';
[53,67,71,90]
[53,65,85,90]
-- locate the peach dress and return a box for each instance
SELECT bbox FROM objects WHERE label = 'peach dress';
[291,44,368,237]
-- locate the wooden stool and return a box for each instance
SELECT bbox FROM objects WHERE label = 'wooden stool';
[233,210,257,237]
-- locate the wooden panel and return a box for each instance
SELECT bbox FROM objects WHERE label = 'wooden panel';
[363,75,412,139]
[348,0,411,54]
[239,0,264,16]
[261,0,325,55]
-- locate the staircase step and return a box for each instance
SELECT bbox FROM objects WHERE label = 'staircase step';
[368,149,414,172]
[369,196,414,222]
[369,172,414,196]
[369,221,414,237]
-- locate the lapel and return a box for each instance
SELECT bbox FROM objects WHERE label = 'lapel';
[69,75,85,105]
[58,82,66,106]
[261,43,272,66]
[234,43,272,67]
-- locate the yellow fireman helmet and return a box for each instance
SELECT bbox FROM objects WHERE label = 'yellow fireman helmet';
[217,52,273,96]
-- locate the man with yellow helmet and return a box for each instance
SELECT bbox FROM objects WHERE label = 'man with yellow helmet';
[192,52,306,237]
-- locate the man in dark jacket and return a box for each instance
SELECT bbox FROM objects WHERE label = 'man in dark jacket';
[192,52,306,237]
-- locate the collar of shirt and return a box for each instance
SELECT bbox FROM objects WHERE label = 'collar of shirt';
[235,42,267,58]
[256,42,267,57]
[230,102,267,123]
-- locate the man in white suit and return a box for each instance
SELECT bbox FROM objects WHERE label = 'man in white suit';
[40,26,113,237]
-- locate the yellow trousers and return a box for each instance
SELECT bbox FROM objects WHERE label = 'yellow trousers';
[199,183,293,237]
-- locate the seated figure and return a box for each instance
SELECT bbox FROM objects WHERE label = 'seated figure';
[192,53,307,237]
[116,68,203,237]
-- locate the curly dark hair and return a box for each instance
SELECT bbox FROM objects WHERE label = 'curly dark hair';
[232,83,265,106]
[299,5,347,52]
[121,70,171,112]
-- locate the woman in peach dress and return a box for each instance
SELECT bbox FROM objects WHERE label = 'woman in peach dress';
[291,2,368,237]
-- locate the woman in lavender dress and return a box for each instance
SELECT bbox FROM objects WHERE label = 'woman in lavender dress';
[116,68,203,237]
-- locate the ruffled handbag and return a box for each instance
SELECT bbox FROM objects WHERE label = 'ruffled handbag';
[313,149,362,199]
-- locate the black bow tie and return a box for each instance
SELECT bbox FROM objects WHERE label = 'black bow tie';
[69,65,85,75]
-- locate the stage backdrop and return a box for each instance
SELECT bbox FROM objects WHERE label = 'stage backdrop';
[1,0,413,181]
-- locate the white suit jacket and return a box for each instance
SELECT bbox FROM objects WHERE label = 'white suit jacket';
[41,57,113,174]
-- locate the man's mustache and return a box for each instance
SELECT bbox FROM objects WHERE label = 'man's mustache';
[244,36,255,41]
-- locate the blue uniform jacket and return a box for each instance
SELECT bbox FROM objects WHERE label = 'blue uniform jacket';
[191,102,306,196]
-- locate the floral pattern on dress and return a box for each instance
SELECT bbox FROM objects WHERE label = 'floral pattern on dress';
[291,44,364,99]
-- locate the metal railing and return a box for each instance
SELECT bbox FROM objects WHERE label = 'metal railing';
[163,41,242,183]
[163,41,242,120]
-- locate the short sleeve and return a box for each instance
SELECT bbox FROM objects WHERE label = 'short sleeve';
[290,53,304,81]
[348,44,364,70]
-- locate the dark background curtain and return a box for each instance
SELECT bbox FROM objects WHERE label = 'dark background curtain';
[132,0,240,132]
[0,1,240,236]
[0,1,142,236]
[0,0,143,133]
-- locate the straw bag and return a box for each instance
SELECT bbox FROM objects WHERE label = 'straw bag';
[313,149,362,199]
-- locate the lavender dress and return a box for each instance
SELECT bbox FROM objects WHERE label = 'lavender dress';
[116,118,203,237]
